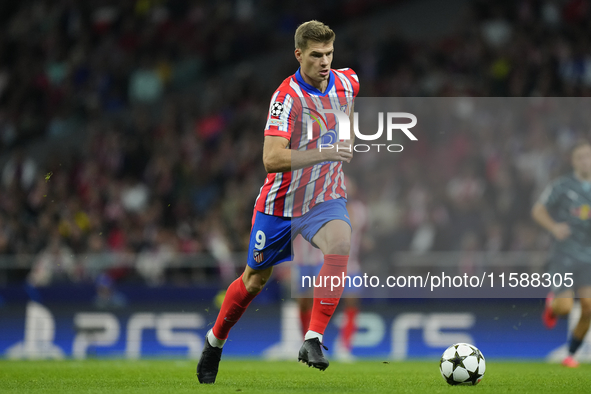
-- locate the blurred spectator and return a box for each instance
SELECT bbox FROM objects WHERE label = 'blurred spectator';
[2,148,37,190]
[27,234,78,287]
[136,228,176,286]
[129,55,163,104]
[0,0,591,287]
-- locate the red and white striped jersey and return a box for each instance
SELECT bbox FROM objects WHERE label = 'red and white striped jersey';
[254,67,360,217]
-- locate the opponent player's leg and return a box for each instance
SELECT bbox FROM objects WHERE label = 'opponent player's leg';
[298,297,313,338]
[544,289,574,329]
[563,287,591,368]
[298,219,350,370]
[335,296,359,361]
[543,257,574,329]
[295,264,320,337]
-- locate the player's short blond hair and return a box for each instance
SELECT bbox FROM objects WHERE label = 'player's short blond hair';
[295,20,335,51]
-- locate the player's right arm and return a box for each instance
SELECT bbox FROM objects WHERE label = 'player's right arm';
[263,136,352,173]
[531,180,571,241]
[532,203,571,240]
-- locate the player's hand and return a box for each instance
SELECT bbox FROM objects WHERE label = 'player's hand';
[320,141,353,163]
[551,222,571,240]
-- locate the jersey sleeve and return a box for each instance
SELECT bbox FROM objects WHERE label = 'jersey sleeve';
[337,68,360,97]
[538,179,563,209]
[264,89,300,139]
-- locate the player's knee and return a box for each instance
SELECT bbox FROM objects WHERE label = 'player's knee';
[244,275,267,294]
[553,298,574,316]
[245,283,264,294]
[327,239,350,255]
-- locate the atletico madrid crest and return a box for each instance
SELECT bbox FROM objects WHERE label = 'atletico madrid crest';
[253,250,264,263]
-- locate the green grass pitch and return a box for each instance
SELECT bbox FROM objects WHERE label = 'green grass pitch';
[1,359,590,393]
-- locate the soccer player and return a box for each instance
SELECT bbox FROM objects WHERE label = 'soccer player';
[532,140,591,368]
[197,20,360,384]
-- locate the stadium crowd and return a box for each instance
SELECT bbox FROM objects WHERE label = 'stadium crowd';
[0,0,590,287]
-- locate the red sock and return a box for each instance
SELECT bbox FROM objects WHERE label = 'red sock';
[212,274,257,340]
[309,254,348,335]
[299,308,312,337]
[341,306,358,350]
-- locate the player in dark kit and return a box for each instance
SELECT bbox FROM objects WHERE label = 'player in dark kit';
[532,141,591,368]
[197,20,359,383]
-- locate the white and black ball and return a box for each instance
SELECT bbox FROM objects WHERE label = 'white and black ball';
[439,343,486,386]
[270,102,284,117]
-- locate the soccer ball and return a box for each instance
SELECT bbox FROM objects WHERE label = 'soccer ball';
[270,102,283,117]
[439,343,485,386]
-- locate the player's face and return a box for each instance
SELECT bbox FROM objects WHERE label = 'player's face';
[296,41,334,84]
[572,144,591,177]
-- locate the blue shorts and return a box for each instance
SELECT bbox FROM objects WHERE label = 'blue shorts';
[247,198,351,270]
